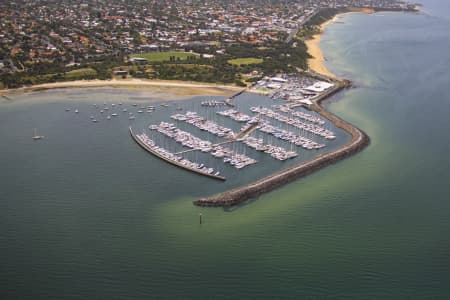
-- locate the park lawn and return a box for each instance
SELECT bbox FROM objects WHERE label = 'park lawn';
[131,52,198,62]
[19,67,98,84]
[227,58,263,65]
[65,68,97,80]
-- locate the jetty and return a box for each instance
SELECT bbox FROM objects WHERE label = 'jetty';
[224,89,245,106]
[129,127,226,181]
[193,82,370,207]
[251,106,336,139]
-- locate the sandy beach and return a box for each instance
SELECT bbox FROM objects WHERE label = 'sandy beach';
[304,18,338,79]
[0,78,243,98]
[305,8,375,79]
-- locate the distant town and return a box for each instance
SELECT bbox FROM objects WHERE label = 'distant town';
[0,0,418,88]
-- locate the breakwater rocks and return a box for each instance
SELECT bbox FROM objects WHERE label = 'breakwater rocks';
[193,82,370,207]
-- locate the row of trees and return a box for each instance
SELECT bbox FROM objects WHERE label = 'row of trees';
[1,35,311,88]
[0,58,120,88]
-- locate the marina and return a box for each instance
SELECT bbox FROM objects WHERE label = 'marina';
[104,81,343,178]
[170,111,298,161]
[25,84,348,188]
[194,83,370,206]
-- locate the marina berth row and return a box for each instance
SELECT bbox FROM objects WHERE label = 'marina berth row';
[201,100,227,107]
[216,109,253,123]
[257,121,325,150]
[215,108,325,151]
[149,122,257,169]
[250,106,336,140]
[151,122,214,153]
[129,127,225,181]
[239,134,298,161]
[273,104,325,125]
[172,111,298,161]
[171,111,235,139]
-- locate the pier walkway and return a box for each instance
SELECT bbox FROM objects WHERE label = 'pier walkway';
[224,89,246,106]
[235,122,259,139]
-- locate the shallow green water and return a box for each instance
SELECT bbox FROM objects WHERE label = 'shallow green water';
[2,2,450,298]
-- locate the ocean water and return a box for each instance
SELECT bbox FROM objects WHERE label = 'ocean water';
[1,1,450,298]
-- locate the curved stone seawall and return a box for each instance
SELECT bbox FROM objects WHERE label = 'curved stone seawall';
[193,83,370,207]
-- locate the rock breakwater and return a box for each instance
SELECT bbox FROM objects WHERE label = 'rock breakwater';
[194,82,370,207]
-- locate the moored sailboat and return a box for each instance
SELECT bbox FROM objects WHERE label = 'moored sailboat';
[32,128,44,140]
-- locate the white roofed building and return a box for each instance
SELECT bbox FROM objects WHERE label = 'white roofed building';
[304,81,334,93]
[270,77,288,83]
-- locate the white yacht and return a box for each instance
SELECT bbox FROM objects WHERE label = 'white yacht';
[32,128,44,140]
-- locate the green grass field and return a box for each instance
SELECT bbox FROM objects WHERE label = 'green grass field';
[18,67,98,85]
[227,58,263,65]
[131,52,198,62]
[65,68,97,80]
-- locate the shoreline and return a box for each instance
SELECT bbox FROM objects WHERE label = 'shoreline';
[0,78,243,98]
[304,17,339,79]
[305,8,376,79]
[193,9,380,207]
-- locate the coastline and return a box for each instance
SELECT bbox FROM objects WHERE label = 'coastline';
[304,17,339,79]
[194,10,378,206]
[305,8,375,79]
[0,78,243,98]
